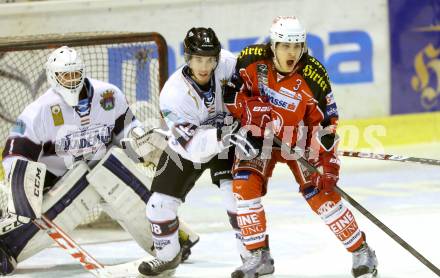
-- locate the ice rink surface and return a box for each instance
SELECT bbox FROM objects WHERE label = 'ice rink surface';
[11,143,440,278]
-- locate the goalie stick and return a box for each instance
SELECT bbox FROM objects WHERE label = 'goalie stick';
[273,137,440,277]
[33,215,144,278]
[338,150,440,167]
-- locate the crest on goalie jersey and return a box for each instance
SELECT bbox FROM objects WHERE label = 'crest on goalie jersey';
[50,104,64,126]
[100,90,115,111]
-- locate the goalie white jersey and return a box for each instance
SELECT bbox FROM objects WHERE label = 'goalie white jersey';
[160,49,236,163]
[2,78,137,177]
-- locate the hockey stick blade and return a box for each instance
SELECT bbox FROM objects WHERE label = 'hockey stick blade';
[34,216,107,277]
[102,257,150,278]
[34,215,145,277]
[338,150,440,167]
[272,137,440,276]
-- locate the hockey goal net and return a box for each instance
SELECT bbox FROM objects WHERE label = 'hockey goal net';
[0,32,168,228]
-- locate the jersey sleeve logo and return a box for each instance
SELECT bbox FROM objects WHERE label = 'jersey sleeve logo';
[50,104,64,126]
[100,90,115,111]
[326,92,336,105]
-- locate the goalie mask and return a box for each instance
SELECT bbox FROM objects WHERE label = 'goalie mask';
[270,16,307,72]
[46,46,85,106]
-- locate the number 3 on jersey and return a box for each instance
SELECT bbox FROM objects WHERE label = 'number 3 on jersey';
[293,79,301,91]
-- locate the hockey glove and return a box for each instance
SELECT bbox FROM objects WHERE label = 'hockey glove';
[223,72,243,105]
[310,151,340,194]
[217,121,261,159]
[121,126,166,167]
[241,96,272,137]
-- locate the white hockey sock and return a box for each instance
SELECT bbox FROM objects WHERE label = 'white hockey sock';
[147,192,182,261]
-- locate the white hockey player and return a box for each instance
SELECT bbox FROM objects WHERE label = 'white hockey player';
[0,46,198,275]
[137,27,258,276]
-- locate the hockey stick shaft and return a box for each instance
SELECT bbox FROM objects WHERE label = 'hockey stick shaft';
[0,184,139,276]
[33,216,141,277]
[273,137,440,276]
[334,186,440,276]
[338,150,440,167]
[33,215,107,277]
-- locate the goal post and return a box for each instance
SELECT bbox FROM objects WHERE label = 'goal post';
[0,31,168,227]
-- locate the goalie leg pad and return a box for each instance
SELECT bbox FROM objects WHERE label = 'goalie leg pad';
[0,161,101,262]
[87,147,155,254]
[7,159,46,220]
[88,147,152,204]
[88,147,199,258]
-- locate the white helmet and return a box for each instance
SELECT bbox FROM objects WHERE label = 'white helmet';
[46,46,85,106]
[270,16,306,44]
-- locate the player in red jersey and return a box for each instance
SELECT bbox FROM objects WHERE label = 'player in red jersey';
[224,16,378,278]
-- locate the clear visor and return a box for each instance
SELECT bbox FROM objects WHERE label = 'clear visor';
[186,54,218,71]
[55,70,84,90]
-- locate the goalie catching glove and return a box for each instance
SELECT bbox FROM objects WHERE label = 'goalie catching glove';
[121,126,167,168]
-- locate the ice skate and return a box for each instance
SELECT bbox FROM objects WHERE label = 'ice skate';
[231,248,274,278]
[352,242,378,278]
[0,241,16,276]
[179,229,200,262]
[138,250,182,277]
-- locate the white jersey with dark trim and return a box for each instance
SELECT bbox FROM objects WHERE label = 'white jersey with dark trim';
[160,49,236,163]
[2,78,137,177]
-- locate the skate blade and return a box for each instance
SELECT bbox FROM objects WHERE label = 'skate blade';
[231,268,275,278]
[137,268,176,277]
[101,257,147,278]
[356,269,378,278]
